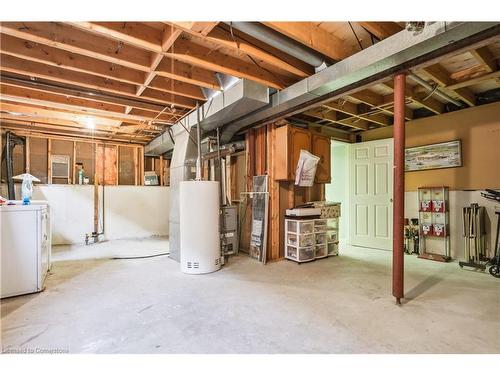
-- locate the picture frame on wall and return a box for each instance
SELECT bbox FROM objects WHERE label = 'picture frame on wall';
[405,140,462,172]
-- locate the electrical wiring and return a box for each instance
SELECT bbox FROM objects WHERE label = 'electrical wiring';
[110,252,169,260]
[348,22,364,51]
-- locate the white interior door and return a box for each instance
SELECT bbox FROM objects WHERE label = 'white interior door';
[349,139,393,250]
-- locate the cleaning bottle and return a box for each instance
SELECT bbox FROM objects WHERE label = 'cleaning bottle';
[78,167,84,185]
[13,173,41,205]
[20,174,35,205]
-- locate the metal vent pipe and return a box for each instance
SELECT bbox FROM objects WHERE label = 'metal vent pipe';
[226,22,329,71]
[408,73,463,107]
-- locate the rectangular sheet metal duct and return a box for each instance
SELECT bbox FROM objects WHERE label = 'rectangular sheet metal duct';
[145,79,269,156]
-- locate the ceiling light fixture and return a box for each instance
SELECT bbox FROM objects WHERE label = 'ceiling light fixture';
[84,117,95,129]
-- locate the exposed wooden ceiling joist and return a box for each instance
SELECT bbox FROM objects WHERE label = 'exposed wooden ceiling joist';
[0,74,177,114]
[168,23,312,78]
[167,36,294,89]
[262,22,355,61]
[1,121,152,144]
[470,46,497,73]
[0,54,197,109]
[0,22,153,71]
[421,63,476,106]
[357,22,403,40]
[0,91,175,125]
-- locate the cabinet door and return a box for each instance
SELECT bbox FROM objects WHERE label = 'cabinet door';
[290,128,312,180]
[312,135,331,183]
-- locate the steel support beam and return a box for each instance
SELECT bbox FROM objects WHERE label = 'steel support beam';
[392,73,406,304]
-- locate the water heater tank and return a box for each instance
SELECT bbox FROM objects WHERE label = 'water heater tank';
[179,180,221,274]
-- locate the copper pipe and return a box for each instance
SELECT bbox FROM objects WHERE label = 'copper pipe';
[393,73,406,304]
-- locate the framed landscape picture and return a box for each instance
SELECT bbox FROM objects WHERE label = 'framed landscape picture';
[405,140,462,171]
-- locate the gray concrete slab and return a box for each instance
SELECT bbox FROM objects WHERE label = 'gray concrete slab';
[1,239,499,353]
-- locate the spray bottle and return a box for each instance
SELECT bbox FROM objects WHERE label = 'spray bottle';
[13,173,41,205]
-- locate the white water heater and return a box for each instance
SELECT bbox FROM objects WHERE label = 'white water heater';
[179,180,221,274]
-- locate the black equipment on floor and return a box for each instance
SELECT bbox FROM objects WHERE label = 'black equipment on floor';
[481,189,500,278]
[459,203,487,270]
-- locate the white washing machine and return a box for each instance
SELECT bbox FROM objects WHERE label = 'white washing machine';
[1,201,51,298]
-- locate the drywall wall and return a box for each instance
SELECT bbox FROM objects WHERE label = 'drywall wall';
[360,102,500,191]
[103,186,169,241]
[405,190,498,260]
[325,140,349,240]
[26,185,170,245]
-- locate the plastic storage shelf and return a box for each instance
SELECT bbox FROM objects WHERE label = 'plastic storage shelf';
[418,186,451,262]
[285,203,341,263]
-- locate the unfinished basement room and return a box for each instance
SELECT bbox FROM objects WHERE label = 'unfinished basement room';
[1,2,499,370]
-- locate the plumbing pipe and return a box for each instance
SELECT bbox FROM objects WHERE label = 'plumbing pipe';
[408,73,463,107]
[195,102,202,181]
[393,73,406,305]
[227,22,329,71]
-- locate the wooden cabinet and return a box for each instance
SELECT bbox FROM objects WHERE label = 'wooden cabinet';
[312,134,331,183]
[274,124,330,183]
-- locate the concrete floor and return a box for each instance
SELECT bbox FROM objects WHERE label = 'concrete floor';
[1,237,499,354]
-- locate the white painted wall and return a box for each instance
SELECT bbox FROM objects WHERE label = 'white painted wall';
[325,140,349,240]
[28,185,169,245]
[405,190,498,260]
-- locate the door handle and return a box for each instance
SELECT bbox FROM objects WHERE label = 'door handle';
[390,198,393,203]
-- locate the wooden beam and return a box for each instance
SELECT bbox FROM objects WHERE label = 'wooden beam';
[47,138,52,183]
[155,58,220,90]
[0,33,145,85]
[170,22,219,37]
[0,22,219,91]
[470,46,497,73]
[0,22,153,71]
[0,33,204,100]
[72,141,76,184]
[347,89,384,107]
[305,106,370,130]
[263,22,355,61]
[303,108,337,122]
[446,69,500,90]
[0,54,197,109]
[421,64,476,106]
[0,89,175,125]
[0,83,127,114]
[25,137,31,173]
[0,74,169,113]
[69,22,164,53]
[357,22,403,40]
[1,122,151,144]
[135,25,184,96]
[147,76,205,100]
[380,80,444,114]
[169,24,311,78]
[324,100,391,127]
[168,37,293,89]
[410,92,445,114]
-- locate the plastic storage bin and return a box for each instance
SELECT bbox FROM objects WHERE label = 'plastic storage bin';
[287,233,314,247]
[286,245,315,262]
[327,242,339,256]
[315,243,327,258]
[287,219,315,234]
[315,232,326,245]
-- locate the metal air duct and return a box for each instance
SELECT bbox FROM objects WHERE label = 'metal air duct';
[226,22,329,71]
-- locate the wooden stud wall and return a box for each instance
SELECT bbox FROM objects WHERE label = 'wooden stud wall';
[1,131,146,186]
[242,122,331,262]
